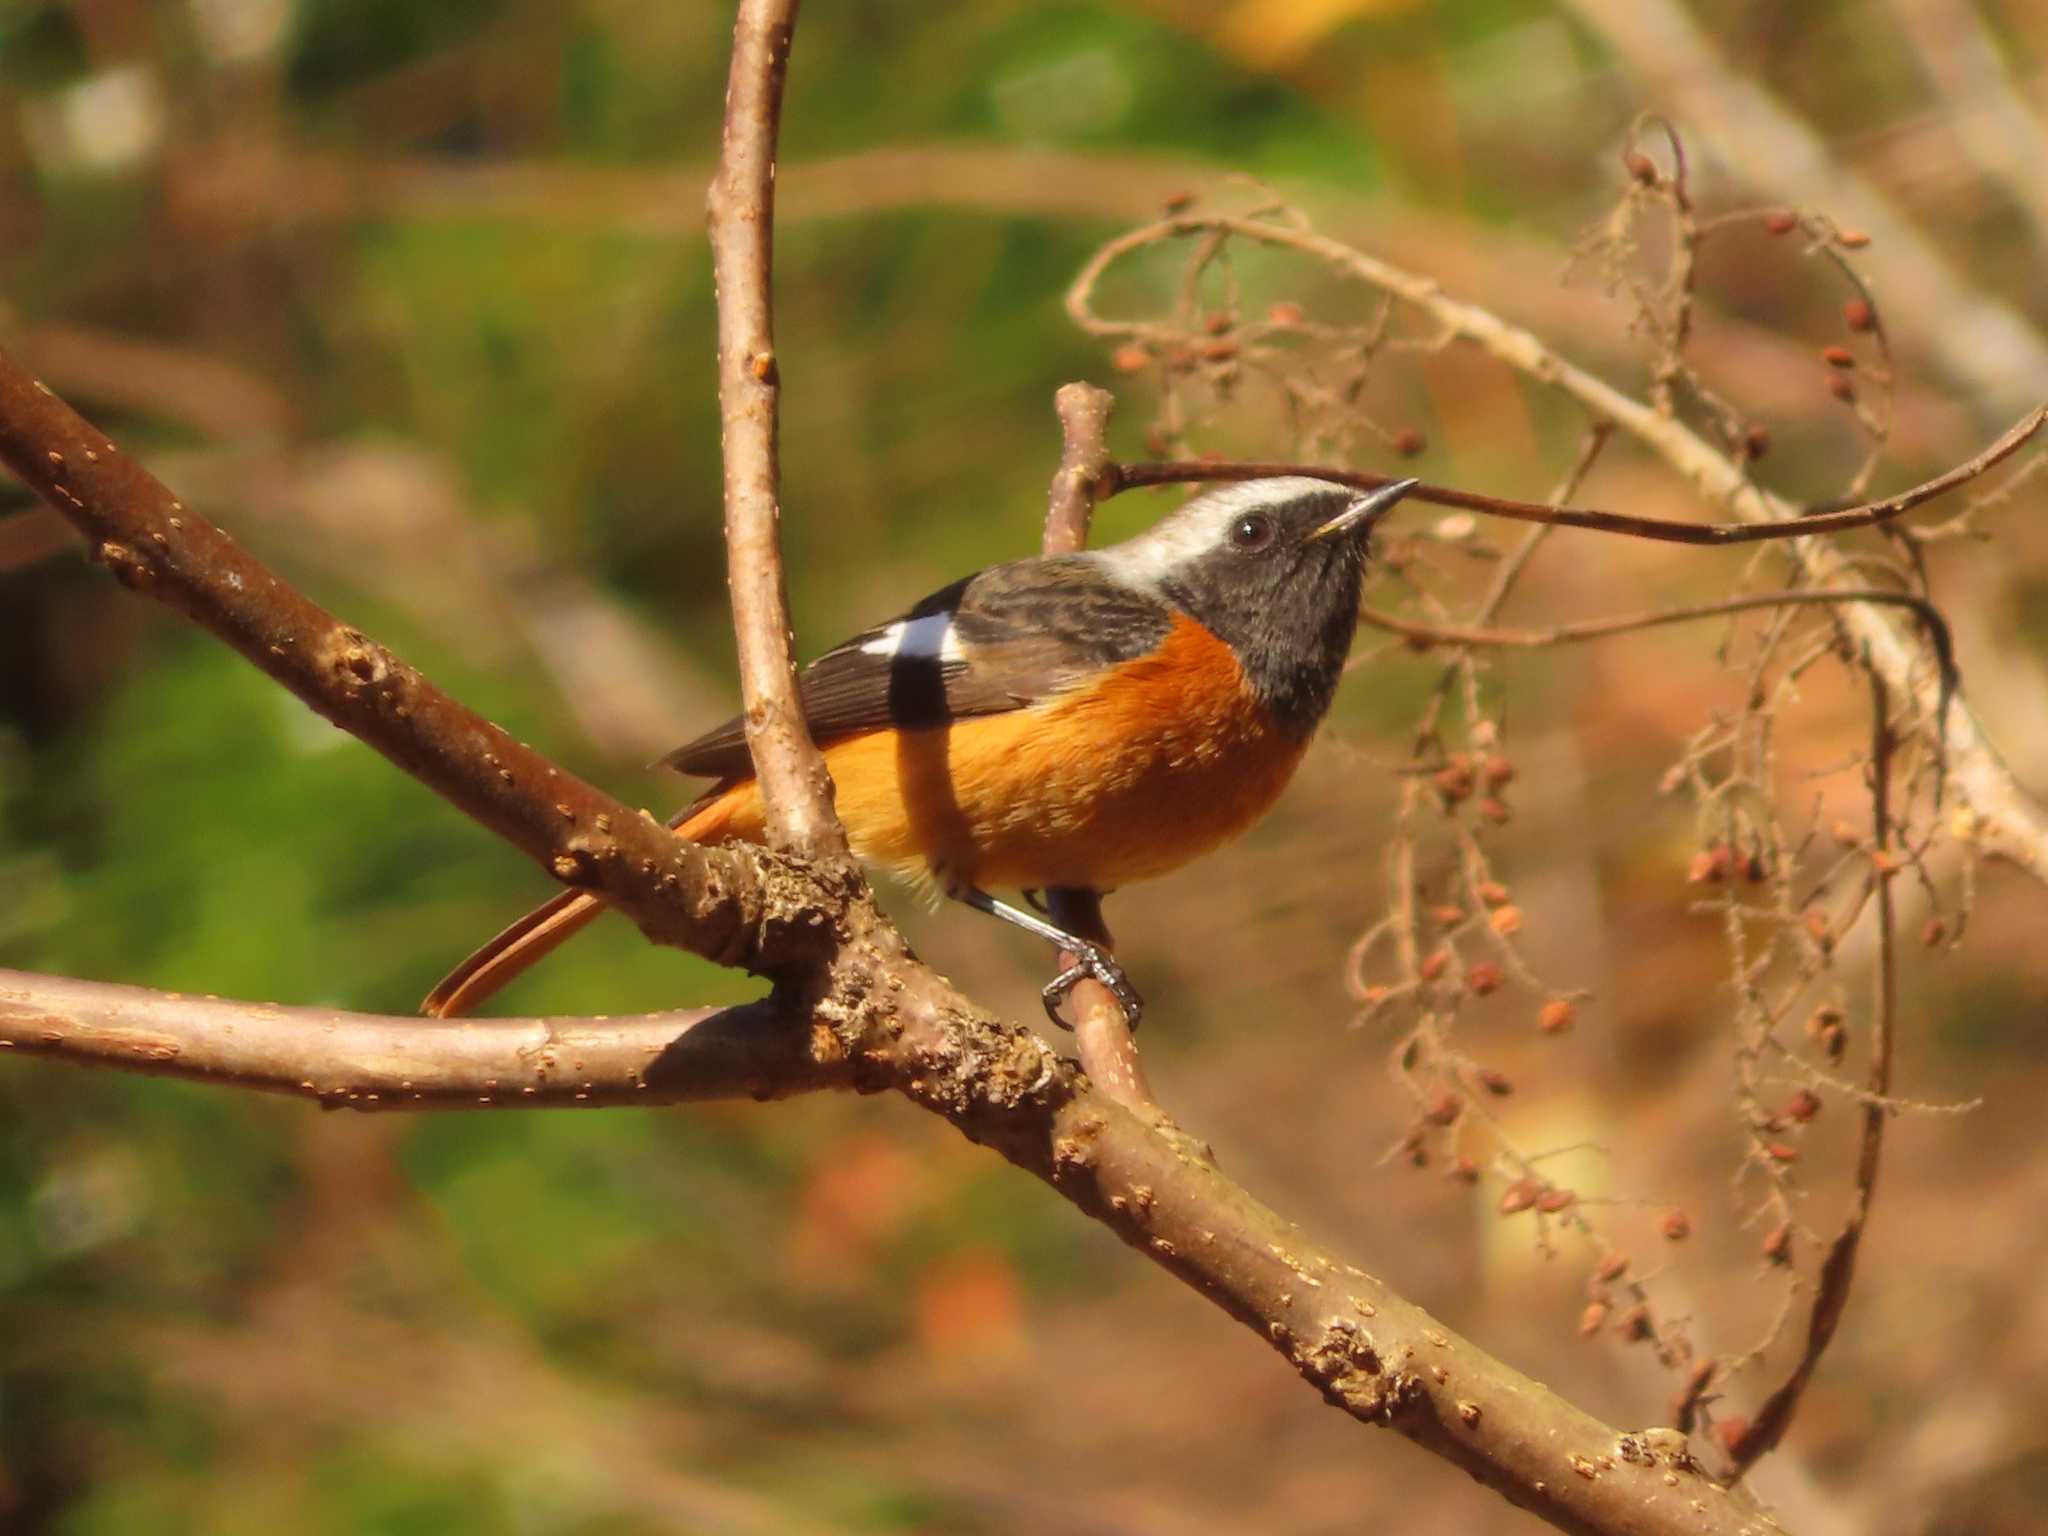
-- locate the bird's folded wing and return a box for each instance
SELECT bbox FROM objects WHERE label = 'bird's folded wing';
[658,556,1173,779]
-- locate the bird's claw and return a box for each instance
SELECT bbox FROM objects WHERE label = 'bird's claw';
[1040,940,1144,1032]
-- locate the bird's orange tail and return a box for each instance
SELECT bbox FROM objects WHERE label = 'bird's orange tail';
[421,782,762,1018]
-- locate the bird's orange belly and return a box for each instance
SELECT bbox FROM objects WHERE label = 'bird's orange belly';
[686,616,1309,893]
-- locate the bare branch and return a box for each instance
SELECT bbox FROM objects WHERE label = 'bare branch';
[1111,403,2047,549]
[0,970,845,1109]
[707,0,846,861]
[1046,886,1152,1110]
[1035,383,1153,1107]
[1043,380,1117,555]
[1072,213,2048,883]
[1724,671,1899,1477]
[0,346,818,982]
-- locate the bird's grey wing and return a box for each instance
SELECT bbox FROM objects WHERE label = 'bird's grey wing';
[657,556,1171,779]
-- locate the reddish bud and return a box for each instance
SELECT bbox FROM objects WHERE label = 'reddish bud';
[1111,344,1150,373]
[1266,300,1305,327]
[1475,1067,1515,1096]
[1430,904,1465,926]
[1688,845,1730,884]
[1619,1305,1654,1341]
[1489,905,1524,937]
[1482,755,1516,788]
[1843,298,1875,332]
[1203,310,1234,336]
[1595,1251,1630,1283]
[1478,881,1511,907]
[1537,998,1577,1034]
[1424,1090,1462,1126]
[1499,1178,1541,1215]
[1762,210,1799,235]
[1468,961,1504,996]
[1391,426,1427,457]
[1836,228,1871,249]
[1783,1089,1822,1123]
[1764,1141,1800,1164]
[1804,910,1834,953]
[1714,1416,1752,1456]
[1832,820,1862,847]
[1537,1187,1576,1213]
[1198,338,1238,362]
[1742,424,1772,461]
[1580,1302,1610,1337]
[1819,1021,1847,1060]
[1660,1209,1692,1242]
[1143,426,1172,456]
[1828,373,1856,404]
[1447,1155,1481,1184]
[1435,764,1474,803]
[1922,917,1947,947]
[1806,1006,1845,1036]
[1822,345,1855,369]
[1763,1223,1792,1264]
[1478,796,1512,825]
[1419,948,1451,982]
[1162,190,1195,213]
[1623,151,1657,185]
[1743,850,1769,883]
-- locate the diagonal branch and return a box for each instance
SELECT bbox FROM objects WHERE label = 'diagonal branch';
[0,349,821,981]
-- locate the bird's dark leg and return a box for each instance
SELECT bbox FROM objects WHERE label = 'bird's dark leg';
[952,885,1144,1030]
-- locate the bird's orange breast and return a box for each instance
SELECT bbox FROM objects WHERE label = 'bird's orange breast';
[678,615,1309,893]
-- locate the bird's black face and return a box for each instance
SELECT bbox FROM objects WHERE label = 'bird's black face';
[1109,476,1414,735]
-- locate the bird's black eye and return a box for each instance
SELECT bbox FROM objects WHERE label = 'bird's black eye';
[1230,512,1275,551]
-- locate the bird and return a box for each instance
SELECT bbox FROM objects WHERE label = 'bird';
[423,475,1417,1025]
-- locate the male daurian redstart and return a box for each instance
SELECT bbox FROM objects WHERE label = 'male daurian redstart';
[424,475,1417,1025]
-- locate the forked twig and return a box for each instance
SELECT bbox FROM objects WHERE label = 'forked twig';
[1723,669,1898,1477]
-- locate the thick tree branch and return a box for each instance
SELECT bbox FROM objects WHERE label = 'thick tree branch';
[0,347,845,983]
[708,0,846,861]
[0,971,845,1109]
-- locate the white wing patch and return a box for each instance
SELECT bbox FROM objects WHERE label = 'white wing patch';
[858,613,964,663]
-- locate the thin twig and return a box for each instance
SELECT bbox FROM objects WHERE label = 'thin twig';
[707,0,846,860]
[1359,587,1956,751]
[1723,669,1897,1477]
[1039,384,1154,1108]
[1043,380,1116,556]
[1109,402,2046,547]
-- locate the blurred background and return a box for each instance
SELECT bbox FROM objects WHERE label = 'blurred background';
[2,1,2046,1531]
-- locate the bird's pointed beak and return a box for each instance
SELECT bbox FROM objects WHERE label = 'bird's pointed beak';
[1310,477,1419,541]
